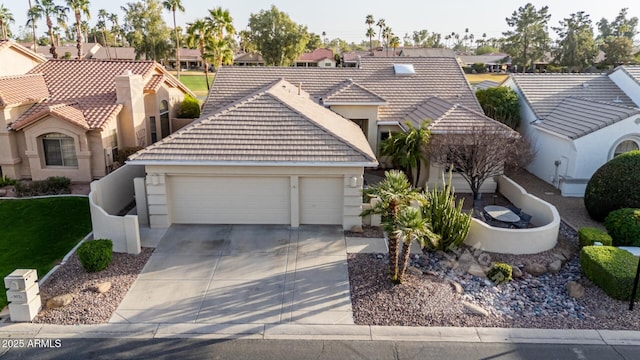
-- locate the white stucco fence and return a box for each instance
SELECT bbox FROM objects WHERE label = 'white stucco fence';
[464,176,560,255]
[89,164,145,254]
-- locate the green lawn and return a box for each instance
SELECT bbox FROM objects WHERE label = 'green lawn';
[0,197,91,309]
[465,73,509,85]
[172,73,213,97]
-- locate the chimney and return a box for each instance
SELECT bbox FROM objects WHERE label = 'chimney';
[115,70,146,148]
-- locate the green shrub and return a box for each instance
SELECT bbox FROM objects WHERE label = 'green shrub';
[578,227,613,247]
[581,246,640,300]
[487,262,512,285]
[177,95,201,119]
[14,176,71,197]
[471,62,487,73]
[421,170,472,251]
[604,208,640,246]
[77,239,113,273]
[584,150,640,221]
[0,175,17,187]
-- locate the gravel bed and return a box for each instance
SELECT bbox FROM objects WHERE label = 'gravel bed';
[348,222,640,329]
[345,225,384,238]
[33,248,153,325]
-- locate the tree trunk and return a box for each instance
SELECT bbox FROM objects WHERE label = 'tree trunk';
[397,240,412,283]
[388,201,400,282]
[201,40,210,91]
[29,0,37,51]
[47,18,58,59]
[173,10,180,80]
[75,11,82,59]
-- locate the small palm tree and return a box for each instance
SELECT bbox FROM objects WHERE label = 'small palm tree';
[395,205,439,283]
[66,0,90,59]
[389,35,400,56]
[0,5,14,39]
[365,14,374,51]
[32,0,69,59]
[362,170,427,283]
[380,122,431,188]
[162,0,184,79]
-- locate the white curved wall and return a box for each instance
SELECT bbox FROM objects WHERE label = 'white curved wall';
[464,176,560,254]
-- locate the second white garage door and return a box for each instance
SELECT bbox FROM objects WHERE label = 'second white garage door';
[168,176,291,224]
[299,177,343,225]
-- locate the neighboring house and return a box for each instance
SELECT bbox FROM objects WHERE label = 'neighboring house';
[504,67,640,196]
[92,46,137,61]
[458,53,511,73]
[0,59,195,182]
[233,52,265,66]
[164,48,204,70]
[0,40,47,75]
[27,42,103,59]
[294,48,335,67]
[128,79,377,230]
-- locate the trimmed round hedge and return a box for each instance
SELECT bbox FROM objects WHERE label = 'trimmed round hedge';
[584,150,640,221]
[77,239,113,273]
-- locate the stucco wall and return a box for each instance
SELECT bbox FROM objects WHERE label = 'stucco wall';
[328,105,379,153]
[525,128,573,191]
[89,164,145,254]
[0,48,43,76]
[143,165,365,230]
[464,176,560,254]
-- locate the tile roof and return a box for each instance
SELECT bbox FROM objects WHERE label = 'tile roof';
[0,74,49,107]
[8,59,194,131]
[297,48,333,62]
[534,97,640,139]
[145,74,165,93]
[472,80,500,91]
[398,48,457,58]
[322,79,387,105]
[204,57,481,122]
[510,73,636,119]
[92,47,137,60]
[405,97,516,135]
[617,65,640,86]
[458,53,511,65]
[129,79,377,165]
[12,103,95,131]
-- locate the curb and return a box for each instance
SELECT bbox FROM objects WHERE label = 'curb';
[38,232,94,286]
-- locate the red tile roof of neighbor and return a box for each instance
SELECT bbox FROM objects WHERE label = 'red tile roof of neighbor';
[0,74,49,107]
[297,48,333,62]
[7,59,194,131]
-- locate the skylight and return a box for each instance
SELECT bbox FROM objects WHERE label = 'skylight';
[393,64,415,76]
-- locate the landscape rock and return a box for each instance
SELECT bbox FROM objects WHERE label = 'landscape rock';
[350,225,364,233]
[567,281,585,299]
[467,263,488,278]
[462,301,489,317]
[0,189,6,197]
[93,282,111,294]
[548,260,562,274]
[406,266,423,277]
[458,252,474,264]
[511,266,523,278]
[449,280,465,295]
[46,294,74,309]
[559,247,573,260]
[524,262,547,276]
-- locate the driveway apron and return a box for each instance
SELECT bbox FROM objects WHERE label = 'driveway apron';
[110,224,353,325]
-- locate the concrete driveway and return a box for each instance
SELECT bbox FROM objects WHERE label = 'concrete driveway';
[110,225,353,325]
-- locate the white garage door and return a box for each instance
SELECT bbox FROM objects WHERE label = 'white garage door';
[299,177,343,225]
[168,176,290,224]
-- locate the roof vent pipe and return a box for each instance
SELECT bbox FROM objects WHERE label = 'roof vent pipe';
[297,82,302,95]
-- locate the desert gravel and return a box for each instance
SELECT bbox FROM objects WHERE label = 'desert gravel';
[33,248,153,325]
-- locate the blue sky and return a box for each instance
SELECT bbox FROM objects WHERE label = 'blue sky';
[4,0,639,44]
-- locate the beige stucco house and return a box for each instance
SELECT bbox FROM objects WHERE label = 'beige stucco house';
[0,40,47,76]
[0,59,195,182]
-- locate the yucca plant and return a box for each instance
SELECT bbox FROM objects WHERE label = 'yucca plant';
[422,169,472,251]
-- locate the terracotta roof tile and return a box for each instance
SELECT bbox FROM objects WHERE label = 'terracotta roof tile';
[0,74,49,107]
[12,103,88,130]
[534,97,640,139]
[145,74,165,93]
[298,48,333,62]
[129,80,377,165]
[204,57,481,122]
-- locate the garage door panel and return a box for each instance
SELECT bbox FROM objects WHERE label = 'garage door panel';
[169,176,290,224]
[300,178,343,225]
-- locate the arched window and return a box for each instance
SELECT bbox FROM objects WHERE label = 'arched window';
[613,139,639,158]
[42,133,78,167]
[160,100,170,138]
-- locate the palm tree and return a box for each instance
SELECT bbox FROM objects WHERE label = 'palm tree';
[31,0,69,59]
[97,9,110,58]
[66,0,90,59]
[205,7,235,69]
[365,14,374,51]
[362,170,428,283]
[380,122,431,188]
[382,26,392,56]
[162,0,184,79]
[205,36,233,72]
[376,18,385,49]
[389,35,400,56]
[186,19,211,89]
[26,1,39,50]
[108,13,119,45]
[395,205,438,283]
[0,5,14,39]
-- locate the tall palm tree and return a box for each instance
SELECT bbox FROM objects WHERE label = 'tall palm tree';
[162,0,184,79]
[0,5,14,39]
[97,9,110,58]
[31,0,69,59]
[376,18,385,49]
[108,13,119,45]
[365,14,374,51]
[362,170,428,283]
[26,1,39,50]
[389,35,400,56]
[383,26,392,56]
[186,19,211,89]
[205,7,235,69]
[66,0,90,59]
